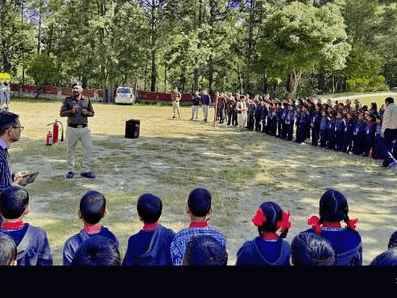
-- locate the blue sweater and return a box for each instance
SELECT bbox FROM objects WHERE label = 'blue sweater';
[123,224,175,266]
[304,227,362,266]
[63,226,119,266]
[1,223,53,266]
[236,236,290,266]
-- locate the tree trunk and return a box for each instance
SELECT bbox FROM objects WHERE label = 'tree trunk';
[289,69,303,99]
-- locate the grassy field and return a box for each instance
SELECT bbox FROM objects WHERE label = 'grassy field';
[7,95,397,265]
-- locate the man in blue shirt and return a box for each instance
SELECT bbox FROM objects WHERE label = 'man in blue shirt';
[200,91,211,122]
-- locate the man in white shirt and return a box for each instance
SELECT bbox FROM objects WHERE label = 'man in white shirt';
[380,97,397,167]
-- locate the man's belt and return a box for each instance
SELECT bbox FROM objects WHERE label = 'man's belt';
[68,124,87,128]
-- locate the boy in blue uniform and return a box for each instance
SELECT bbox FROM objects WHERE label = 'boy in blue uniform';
[123,194,175,266]
[285,105,296,141]
[374,116,383,159]
[343,112,356,153]
[297,106,310,144]
[327,111,336,150]
[0,186,52,266]
[335,111,346,151]
[363,113,376,157]
[236,201,291,266]
[319,110,329,148]
[305,189,362,266]
[170,188,226,266]
[280,103,289,139]
[352,112,366,155]
[63,190,119,265]
[311,106,321,146]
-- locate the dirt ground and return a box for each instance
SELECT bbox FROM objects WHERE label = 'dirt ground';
[7,99,397,265]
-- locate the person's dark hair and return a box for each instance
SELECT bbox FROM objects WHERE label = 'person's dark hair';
[253,201,290,239]
[0,186,29,219]
[187,188,212,217]
[0,111,19,136]
[0,232,17,265]
[182,235,227,266]
[388,231,397,249]
[385,97,394,104]
[370,248,397,266]
[71,236,120,266]
[319,189,352,227]
[137,193,162,224]
[79,191,106,225]
[291,232,336,266]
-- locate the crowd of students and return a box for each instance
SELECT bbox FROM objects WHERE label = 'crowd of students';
[213,93,386,159]
[0,185,397,266]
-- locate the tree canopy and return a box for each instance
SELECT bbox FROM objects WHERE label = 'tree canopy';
[1,0,396,99]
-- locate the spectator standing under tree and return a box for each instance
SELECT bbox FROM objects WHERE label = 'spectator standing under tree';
[171,88,181,120]
[190,92,201,121]
[200,91,211,122]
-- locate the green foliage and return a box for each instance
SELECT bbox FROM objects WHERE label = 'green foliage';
[26,53,59,87]
[346,75,389,92]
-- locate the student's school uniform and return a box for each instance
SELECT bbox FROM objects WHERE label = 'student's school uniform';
[236,234,290,266]
[352,120,366,155]
[63,225,119,266]
[276,108,283,138]
[327,118,336,150]
[281,108,289,139]
[297,112,310,143]
[305,224,362,266]
[266,108,275,135]
[0,221,53,266]
[170,221,226,266]
[255,105,262,131]
[374,124,383,159]
[285,109,296,141]
[319,116,330,148]
[344,118,356,153]
[294,113,301,142]
[335,118,346,151]
[311,111,321,146]
[123,223,175,266]
[261,105,268,132]
[363,121,376,157]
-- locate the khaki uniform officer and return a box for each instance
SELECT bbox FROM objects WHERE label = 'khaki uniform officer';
[60,83,96,179]
[171,88,181,119]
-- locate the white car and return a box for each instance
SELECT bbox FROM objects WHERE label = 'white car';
[115,87,136,104]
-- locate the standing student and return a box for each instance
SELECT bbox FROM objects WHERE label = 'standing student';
[352,113,366,155]
[311,106,321,146]
[305,189,362,266]
[236,201,291,266]
[0,186,53,266]
[343,112,356,153]
[60,83,96,179]
[327,111,336,150]
[374,116,383,159]
[294,106,302,142]
[319,110,329,148]
[280,103,289,139]
[63,190,119,266]
[363,114,376,157]
[123,194,175,266]
[297,106,310,144]
[335,111,345,152]
[200,91,211,122]
[170,188,226,266]
[285,105,296,141]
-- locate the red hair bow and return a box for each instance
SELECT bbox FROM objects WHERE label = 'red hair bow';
[276,211,291,233]
[252,208,267,227]
[307,215,322,234]
[347,218,359,231]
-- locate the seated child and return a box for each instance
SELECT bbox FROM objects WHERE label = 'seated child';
[305,189,362,265]
[0,232,17,266]
[63,190,119,266]
[0,186,52,266]
[290,231,336,266]
[123,193,175,266]
[370,248,397,266]
[72,235,121,266]
[182,234,228,266]
[170,188,227,266]
[236,201,291,266]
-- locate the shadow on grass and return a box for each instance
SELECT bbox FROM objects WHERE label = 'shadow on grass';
[8,126,397,265]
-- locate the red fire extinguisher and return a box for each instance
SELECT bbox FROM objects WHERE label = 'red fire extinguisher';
[46,131,53,146]
[46,120,64,145]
